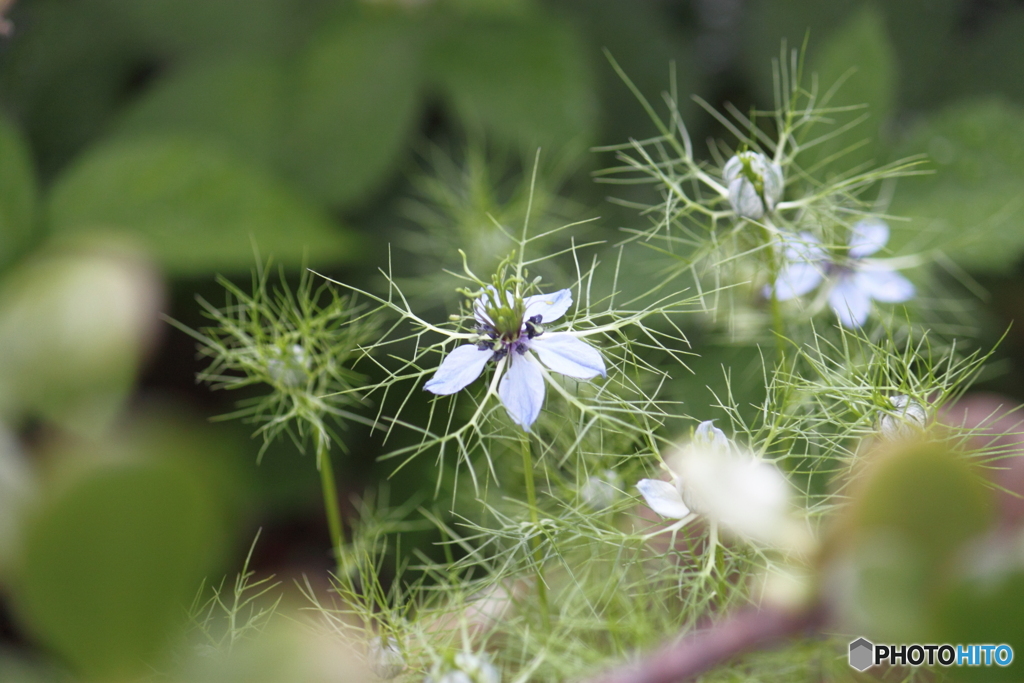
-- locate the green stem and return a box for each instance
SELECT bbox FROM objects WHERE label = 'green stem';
[520,434,551,630]
[318,439,345,574]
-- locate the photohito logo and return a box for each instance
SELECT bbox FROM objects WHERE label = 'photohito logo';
[848,638,1014,671]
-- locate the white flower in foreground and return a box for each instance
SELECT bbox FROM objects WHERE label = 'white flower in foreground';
[424,287,605,430]
[368,637,405,679]
[877,394,928,440]
[771,220,915,328]
[723,151,784,220]
[428,652,501,683]
[637,421,809,551]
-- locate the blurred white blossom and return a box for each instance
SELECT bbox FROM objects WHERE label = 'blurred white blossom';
[637,421,811,552]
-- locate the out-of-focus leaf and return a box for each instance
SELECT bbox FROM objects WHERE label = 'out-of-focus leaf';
[0,117,37,269]
[738,0,860,106]
[280,14,423,208]
[880,0,958,109]
[935,9,1024,109]
[0,240,162,437]
[427,13,597,152]
[888,99,1024,272]
[111,57,287,168]
[93,0,325,61]
[15,459,222,680]
[558,0,701,146]
[934,536,1024,682]
[805,4,896,173]
[834,442,994,641]
[0,0,141,175]
[47,137,359,274]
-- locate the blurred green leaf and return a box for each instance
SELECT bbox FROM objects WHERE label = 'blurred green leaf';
[934,8,1024,109]
[93,0,327,61]
[0,0,141,175]
[47,137,360,274]
[15,459,222,679]
[839,442,994,641]
[738,0,860,106]
[0,241,161,436]
[806,3,896,173]
[557,0,701,146]
[0,117,37,269]
[280,14,423,208]
[935,547,1024,682]
[427,12,597,152]
[880,0,959,109]
[111,57,287,169]
[888,99,1024,272]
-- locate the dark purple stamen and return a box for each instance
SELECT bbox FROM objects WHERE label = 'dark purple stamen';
[477,314,544,363]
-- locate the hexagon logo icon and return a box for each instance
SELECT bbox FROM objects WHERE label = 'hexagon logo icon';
[849,638,874,671]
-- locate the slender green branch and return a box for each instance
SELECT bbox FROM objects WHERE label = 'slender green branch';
[318,439,346,574]
[520,433,551,631]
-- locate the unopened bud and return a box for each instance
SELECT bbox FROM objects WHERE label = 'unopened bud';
[723,151,784,220]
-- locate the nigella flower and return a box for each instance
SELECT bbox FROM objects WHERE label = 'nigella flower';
[427,652,501,683]
[770,220,915,328]
[424,287,606,430]
[637,421,809,551]
[723,151,784,220]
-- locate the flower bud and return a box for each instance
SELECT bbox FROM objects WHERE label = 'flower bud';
[368,637,405,679]
[723,151,784,220]
[877,394,927,440]
[266,343,311,389]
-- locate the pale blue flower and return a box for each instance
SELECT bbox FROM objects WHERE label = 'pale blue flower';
[771,220,915,328]
[424,288,605,430]
[723,151,784,220]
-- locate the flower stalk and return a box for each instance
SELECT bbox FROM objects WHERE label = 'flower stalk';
[520,433,551,631]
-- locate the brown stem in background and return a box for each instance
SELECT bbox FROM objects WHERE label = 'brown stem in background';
[583,603,826,683]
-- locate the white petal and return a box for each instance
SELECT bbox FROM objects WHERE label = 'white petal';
[694,420,730,450]
[498,352,546,430]
[848,219,889,258]
[674,449,794,547]
[729,177,765,220]
[636,479,690,519]
[855,269,915,303]
[781,231,824,262]
[774,263,824,301]
[722,154,743,182]
[529,333,606,380]
[762,161,784,210]
[522,289,573,323]
[829,275,872,328]
[424,345,493,395]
